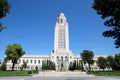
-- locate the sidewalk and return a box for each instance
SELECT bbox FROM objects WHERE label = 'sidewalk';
[37,71,87,76]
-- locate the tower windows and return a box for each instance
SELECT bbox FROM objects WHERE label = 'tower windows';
[58,19,63,24]
[60,19,63,23]
[58,29,66,49]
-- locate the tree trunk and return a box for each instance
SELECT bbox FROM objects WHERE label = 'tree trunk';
[103,68,104,71]
[12,62,15,71]
[88,63,91,70]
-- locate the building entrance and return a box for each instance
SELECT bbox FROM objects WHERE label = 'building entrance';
[57,61,69,71]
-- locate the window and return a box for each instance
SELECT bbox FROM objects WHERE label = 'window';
[60,19,63,23]
[23,60,25,63]
[58,19,63,24]
[58,29,66,49]
[65,56,68,61]
[34,60,36,64]
[30,60,32,63]
[38,60,40,64]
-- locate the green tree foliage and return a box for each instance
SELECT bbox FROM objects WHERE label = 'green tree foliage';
[114,53,120,70]
[20,65,24,71]
[0,62,6,71]
[92,0,120,48]
[35,66,38,71]
[0,0,10,18]
[80,50,94,70]
[76,59,79,70]
[42,60,55,70]
[0,59,1,64]
[5,43,25,71]
[73,60,76,70]
[69,60,83,71]
[0,23,6,32]
[69,62,74,70]
[106,55,115,70]
[80,60,84,70]
[0,0,10,31]
[97,56,107,71]
[22,61,27,70]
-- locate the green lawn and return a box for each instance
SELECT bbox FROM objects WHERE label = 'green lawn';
[0,70,31,76]
[88,70,120,76]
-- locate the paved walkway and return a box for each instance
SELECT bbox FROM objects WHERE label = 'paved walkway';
[0,71,120,80]
[0,75,120,80]
[37,71,87,76]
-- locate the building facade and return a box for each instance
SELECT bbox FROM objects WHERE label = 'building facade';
[6,13,110,71]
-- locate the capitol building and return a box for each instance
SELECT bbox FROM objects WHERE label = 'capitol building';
[6,13,109,71]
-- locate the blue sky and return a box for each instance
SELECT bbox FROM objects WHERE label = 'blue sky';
[0,0,119,60]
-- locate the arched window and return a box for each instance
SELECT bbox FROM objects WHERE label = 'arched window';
[65,56,68,61]
[34,60,36,64]
[38,60,40,64]
[60,19,63,23]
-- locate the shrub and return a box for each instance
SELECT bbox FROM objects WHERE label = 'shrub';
[32,70,39,74]
[27,70,32,74]
[35,66,38,70]
[0,62,6,71]
[20,65,24,71]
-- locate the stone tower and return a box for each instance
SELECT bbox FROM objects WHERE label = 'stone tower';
[51,13,73,71]
[54,13,69,52]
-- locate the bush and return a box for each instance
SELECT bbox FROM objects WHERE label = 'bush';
[35,66,38,70]
[0,62,6,71]
[27,70,32,74]
[42,60,56,70]
[32,70,39,74]
[20,65,24,71]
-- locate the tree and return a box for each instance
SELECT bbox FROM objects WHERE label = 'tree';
[0,59,1,64]
[114,53,120,70]
[0,62,6,71]
[5,43,25,71]
[73,60,76,70]
[97,56,107,71]
[0,23,6,32]
[106,55,115,70]
[0,0,10,31]
[80,50,94,70]
[76,59,79,70]
[22,61,27,69]
[92,0,120,48]
[42,60,55,70]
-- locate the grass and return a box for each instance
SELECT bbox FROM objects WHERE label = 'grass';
[0,70,31,76]
[88,70,120,76]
